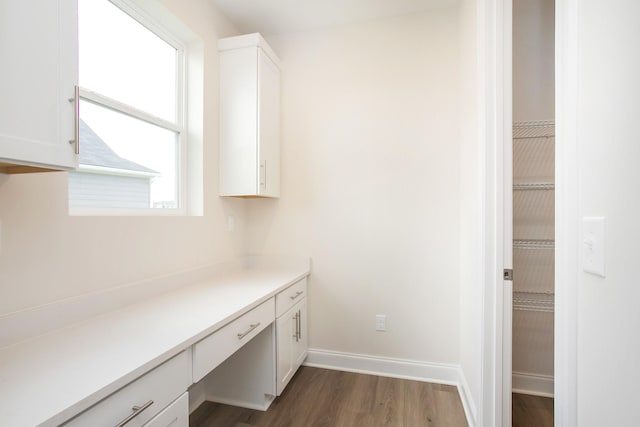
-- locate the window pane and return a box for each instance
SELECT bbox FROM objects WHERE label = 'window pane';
[69,101,178,209]
[78,0,177,122]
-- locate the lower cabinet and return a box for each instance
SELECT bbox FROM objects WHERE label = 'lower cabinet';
[144,392,188,427]
[63,351,190,427]
[276,297,307,395]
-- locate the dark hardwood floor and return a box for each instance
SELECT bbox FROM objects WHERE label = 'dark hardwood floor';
[512,393,554,427]
[190,366,468,427]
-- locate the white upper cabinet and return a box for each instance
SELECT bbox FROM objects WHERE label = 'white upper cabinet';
[219,33,280,197]
[0,0,78,173]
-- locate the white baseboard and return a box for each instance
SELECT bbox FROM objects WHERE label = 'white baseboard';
[304,349,477,427]
[512,371,554,397]
[202,395,274,412]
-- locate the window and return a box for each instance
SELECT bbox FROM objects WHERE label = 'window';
[69,0,187,212]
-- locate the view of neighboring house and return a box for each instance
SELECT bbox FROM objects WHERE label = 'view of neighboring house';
[68,120,159,208]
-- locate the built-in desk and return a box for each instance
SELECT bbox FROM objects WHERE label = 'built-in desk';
[0,258,310,426]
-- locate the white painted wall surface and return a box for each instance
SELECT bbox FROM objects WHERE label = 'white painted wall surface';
[458,0,482,422]
[512,0,554,122]
[246,10,461,365]
[0,0,243,316]
[576,1,640,425]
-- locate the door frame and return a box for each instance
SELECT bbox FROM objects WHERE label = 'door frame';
[480,0,579,425]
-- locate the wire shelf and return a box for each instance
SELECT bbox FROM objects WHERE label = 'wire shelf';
[513,291,554,312]
[513,239,555,250]
[513,182,555,191]
[513,121,555,139]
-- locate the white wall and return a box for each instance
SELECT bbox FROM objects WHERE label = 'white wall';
[0,0,244,316]
[512,0,555,122]
[576,1,640,424]
[246,9,461,365]
[458,0,482,422]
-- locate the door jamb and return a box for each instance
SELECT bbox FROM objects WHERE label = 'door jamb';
[482,0,579,426]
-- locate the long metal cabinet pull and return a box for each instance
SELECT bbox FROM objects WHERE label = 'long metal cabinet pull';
[293,312,299,342]
[260,161,267,190]
[297,309,302,339]
[114,400,154,427]
[68,86,80,154]
[237,322,261,340]
[289,291,303,301]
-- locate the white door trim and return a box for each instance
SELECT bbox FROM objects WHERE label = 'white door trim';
[478,0,508,424]
[501,1,513,426]
[554,0,579,425]
[482,0,579,426]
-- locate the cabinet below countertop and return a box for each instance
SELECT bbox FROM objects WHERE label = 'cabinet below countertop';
[0,259,310,427]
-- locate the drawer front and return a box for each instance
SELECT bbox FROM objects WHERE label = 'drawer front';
[275,277,307,318]
[64,351,191,427]
[192,298,275,382]
[143,392,188,427]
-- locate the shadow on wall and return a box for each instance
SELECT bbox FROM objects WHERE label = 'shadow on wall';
[246,197,280,253]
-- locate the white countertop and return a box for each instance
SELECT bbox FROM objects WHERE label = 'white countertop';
[0,261,309,427]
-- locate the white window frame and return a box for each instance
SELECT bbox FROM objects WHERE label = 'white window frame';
[70,0,189,216]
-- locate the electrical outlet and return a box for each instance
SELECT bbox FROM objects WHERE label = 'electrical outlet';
[375,314,386,332]
[227,215,235,232]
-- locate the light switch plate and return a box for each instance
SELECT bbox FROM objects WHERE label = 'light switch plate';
[582,216,606,277]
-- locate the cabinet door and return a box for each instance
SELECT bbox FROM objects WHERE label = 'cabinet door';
[219,47,259,196]
[143,393,188,427]
[293,298,308,369]
[257,48,280,197]
[0,0,78,170]
[276,298,307,395]
[276,303,296,395]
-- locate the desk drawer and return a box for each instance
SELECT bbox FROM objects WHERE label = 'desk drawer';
[192,298,275,382]
[276,278,307,318]
[63,351,190,427]
[144,392,188,427]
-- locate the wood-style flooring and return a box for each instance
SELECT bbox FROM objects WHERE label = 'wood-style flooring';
[512,393,554,427]
[190,366,468,427]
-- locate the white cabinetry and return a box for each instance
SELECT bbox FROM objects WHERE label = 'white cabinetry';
[219,33,280,197]
[192,298,275,383]
[0,0,78,173]
[63,351,190,427]
[275,278,308,395]
[144,393,188,427]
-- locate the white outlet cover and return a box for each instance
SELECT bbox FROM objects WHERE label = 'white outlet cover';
[582,216,606,277]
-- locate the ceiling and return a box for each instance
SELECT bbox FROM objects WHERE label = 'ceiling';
[210,0,458,35]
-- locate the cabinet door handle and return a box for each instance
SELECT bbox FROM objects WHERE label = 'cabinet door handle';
[260,160,267,189]
[289,291,304,301]
[297,309,302,340]
[237,322,261,340]
[293,312,299,342]
[115,400,154,427]
[68,85,80,154]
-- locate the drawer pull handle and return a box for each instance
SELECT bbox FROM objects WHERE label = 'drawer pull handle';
[237,322,261,340]
[289,291,304,300]
[115,400,154,427]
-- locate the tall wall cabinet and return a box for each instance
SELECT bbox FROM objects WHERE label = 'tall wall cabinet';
[218,33,281,198]
[0,0,78,173]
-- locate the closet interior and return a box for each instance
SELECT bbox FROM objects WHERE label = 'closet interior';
[511,0,555,419]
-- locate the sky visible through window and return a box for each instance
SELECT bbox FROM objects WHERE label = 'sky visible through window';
[78,0,179,207]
